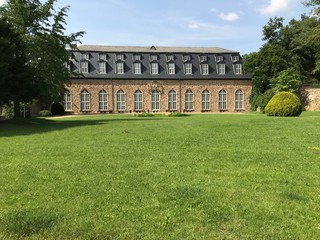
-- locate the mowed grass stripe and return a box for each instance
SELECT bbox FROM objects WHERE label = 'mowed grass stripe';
[0,112,320,239]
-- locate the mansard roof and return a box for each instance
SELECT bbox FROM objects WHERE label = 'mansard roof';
[75,45,239,54]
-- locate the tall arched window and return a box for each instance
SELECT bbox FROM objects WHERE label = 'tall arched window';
[116,90,126,111]
[168,90,177,111]
[81,90,90,111]
[63,90,72,111]
[134,90,143,111]
[99,90,108,111]
[202,90,210,111]
[235,89,244,110]
[219,90,227,111]
[185,90,194,111]
[151,90,160,111]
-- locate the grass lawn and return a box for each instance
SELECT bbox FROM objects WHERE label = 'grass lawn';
[1,112,320,239]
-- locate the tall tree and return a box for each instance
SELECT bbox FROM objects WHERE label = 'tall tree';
[0,0,84,116]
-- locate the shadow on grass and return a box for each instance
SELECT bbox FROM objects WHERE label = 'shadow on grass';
[0,116,163,137]
[1,209,60,237]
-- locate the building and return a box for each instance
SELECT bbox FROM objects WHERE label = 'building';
[64,45,252,114]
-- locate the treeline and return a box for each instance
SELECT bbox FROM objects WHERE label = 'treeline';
[0,0,84,117]
[243,0,320,111]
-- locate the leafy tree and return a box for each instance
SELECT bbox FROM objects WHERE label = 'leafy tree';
[0,0,84,116]
[271,68,303,93]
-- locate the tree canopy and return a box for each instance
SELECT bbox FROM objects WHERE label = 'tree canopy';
[0,0,84,116]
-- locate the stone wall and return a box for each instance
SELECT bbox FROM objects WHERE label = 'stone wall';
[65,79,252,114]
[305,86,320,111]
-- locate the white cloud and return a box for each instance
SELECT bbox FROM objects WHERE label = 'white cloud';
[219,12,240,21]
[259,0,291,15]
[209,8,218,13]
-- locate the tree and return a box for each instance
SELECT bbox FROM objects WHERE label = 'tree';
[0,0,84,116]
[271,68,303,93]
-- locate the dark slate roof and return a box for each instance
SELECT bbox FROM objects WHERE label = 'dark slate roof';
[68,45,251,80]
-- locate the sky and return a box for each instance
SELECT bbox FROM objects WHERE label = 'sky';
[0,0,314,55]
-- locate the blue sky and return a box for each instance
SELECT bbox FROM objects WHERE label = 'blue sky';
[0,0,313,54]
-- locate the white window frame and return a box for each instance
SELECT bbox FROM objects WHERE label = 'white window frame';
[167,55,174,61]
[134,90,143,111]
[235,90,244,110]
[168,63,175,75]
[218,63,225,75]
[80,61,88,73]
[133,62,141,74]
[133,55,141,61]
[151,90,160,111]
[183,55,190,61]
[151,62,158,75]
[81,53,89,60]
[116,90,126,111]
[235,63,242,75]
[98,62,106,74]
[168,90,177,111]
[150,55,158,61]
[99,54,107,61]
[185,90,194,111]
[116,62,124,74]
[200,55,207,62]
[81,90,90,111]
[232,55,239,62]
[63,91,72,111]
[116,54,124,61]
[202,90,210,111]
[201,63,209,75]
[99,90,108,111]
[184,63,192,75]
[219,90,227,110]
[216,55,223,62]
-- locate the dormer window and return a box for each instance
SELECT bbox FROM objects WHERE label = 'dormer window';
[201,63,209,75]
[183,55,191,61]
[133,54,141,61]
[150,55,158,61]
[218,63,225,75]
[116,62,124,74]
[184,63,192,75]
[216,55,223,62]
[99,54,107,61]
[235,63,242,75]
[167,55,174,61]
[81,53,89,60]
[116,54,124,61]
[133,62,141,74]
[231,55,240,62]
[151,62,158,75]
[168,63,175,74]
[80,61,88,73]
[200,55,207,62]
[98,62,106,74]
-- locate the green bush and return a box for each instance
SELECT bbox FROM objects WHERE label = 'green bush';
[265,91,302,117]
[50,102,65,116]
[38,110,53,117]
[258,89,276,113]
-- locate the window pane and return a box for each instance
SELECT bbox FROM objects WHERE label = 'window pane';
[235,90,244,110]
[81,90,90,111]
[185,90,194,110]
[202,90,210,110]
[63,91,72,111]
[151,63,158,74]
[151,90,160,111]
[134,90,143,111]
[99,91,108,111]
[117,90,125,110]
[168,90,176,110]
[219,90,227,110]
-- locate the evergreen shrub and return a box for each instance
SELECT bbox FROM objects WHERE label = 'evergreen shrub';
[265,91,302,117]
[38,110,53,117]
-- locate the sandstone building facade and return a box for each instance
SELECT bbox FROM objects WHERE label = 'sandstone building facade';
[65,45,252,114]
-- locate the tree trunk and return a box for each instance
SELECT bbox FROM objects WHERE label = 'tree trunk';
[14,99,21,118]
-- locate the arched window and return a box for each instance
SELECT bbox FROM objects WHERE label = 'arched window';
[151,90,160,111]
[202,90,210,111]
[219,90,227,111]
[63,90,72,111]
[81,90,90,111]
[168,90,177,111]
[134,90,143,111]
[99,90,108,111]
[185,90,194,111]
[235,89,244,110]
[116,90,126,111]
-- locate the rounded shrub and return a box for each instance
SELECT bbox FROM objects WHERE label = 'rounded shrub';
[265,91,302,117]
[38,110,53,117]
[50,102,65,116]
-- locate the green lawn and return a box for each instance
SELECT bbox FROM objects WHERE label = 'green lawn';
[1,112,320,239]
